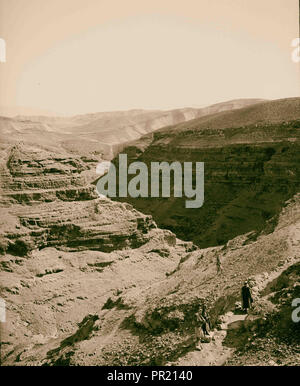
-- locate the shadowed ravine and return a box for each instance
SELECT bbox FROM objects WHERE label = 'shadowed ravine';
[0,98,299,366]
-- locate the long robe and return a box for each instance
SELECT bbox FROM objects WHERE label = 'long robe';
[241,285,253,309]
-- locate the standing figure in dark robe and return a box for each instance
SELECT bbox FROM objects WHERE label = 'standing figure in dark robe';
[195,305,211,348]
[241,281,253,313]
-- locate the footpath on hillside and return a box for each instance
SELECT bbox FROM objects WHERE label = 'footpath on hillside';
[167,311,247,366]
[168,248,300,366]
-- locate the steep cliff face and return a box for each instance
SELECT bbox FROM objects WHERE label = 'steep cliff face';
[0,144,180,255]
[0,144,96,206]
[115,98,300,248]
[0,98,299,366]
[0,141,195,365]
[2,193,298,366]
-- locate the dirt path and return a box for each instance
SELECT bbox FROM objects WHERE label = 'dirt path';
[168,253,300,366]
[168,312,247,366]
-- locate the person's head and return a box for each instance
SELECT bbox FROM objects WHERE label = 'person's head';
[244,281,249,287]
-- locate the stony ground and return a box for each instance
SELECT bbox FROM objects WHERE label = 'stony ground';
[0,101,299,366]
[1,193,298,365]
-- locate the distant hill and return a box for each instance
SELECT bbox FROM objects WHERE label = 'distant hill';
[157,97,300,135]
[1,96,299,367]
[0,98,264,159]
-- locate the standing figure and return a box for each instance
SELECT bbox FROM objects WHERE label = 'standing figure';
[195,311,205,349]
[241,281,253,314]
[216,255,223,274]
[195,305,211,349]
[201,305,211,335]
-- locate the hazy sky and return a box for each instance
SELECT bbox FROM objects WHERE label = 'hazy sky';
[0,0,299,116]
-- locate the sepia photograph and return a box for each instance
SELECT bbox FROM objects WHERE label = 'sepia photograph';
[0,0,299,372]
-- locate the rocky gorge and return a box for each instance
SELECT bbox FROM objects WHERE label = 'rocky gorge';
[0,97,299,366]
[116,98,300,247]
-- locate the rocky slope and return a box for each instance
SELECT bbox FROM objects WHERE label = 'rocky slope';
[0,141,195,365]
[224,261,300,366]
[0,97,299,366]
[1,191,298,366]
[115,98,300,248]
[0,143,181,255]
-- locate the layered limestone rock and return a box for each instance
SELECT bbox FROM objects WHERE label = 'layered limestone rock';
[0,143,182,255]
[0,141,195,365]
[0,144,99,205]
[1,199,161,254]
[0,98,299,366]
[1,193,298,366]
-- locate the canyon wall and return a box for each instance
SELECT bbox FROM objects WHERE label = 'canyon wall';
[1,97,299,366]
[115,98,300,247]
